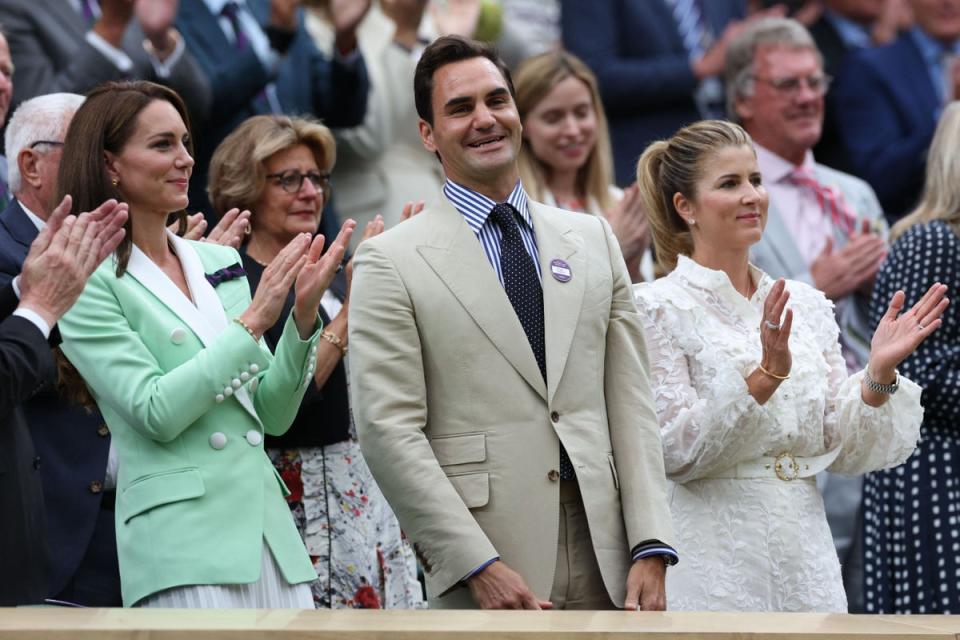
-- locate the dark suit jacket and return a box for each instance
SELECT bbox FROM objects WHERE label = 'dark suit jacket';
[176,0,369,216]
[809,14,856,173]
[0,200,116,603]
[830,32,939,222]
[0,0,211,126]
[0,281,55,606]
[561,0,745,185]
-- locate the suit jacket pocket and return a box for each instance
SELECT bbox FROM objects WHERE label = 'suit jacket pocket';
[121,467,205,523]
[446,471,489,509]
[432,432,486,467]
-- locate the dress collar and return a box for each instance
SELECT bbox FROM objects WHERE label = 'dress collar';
[673,254,770,311]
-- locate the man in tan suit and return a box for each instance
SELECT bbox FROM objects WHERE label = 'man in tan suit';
[349,35,676,611]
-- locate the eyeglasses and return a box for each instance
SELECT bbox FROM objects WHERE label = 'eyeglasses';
[266,169,331,195]
[29,140,64,149]
[752,73,832,97]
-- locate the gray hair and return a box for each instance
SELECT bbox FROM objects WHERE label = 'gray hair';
[5,93,85,193]
[723,17,822,123]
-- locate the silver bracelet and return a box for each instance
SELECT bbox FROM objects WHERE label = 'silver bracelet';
[864,369,899,395]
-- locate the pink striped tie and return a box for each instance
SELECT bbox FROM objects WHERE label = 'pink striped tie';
[789,166,857,237]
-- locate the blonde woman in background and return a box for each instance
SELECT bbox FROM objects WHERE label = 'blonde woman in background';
[633,119,944,611]
[514,51,652,281]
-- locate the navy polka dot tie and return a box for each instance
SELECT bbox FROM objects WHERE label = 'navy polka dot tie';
[489,203,574,480]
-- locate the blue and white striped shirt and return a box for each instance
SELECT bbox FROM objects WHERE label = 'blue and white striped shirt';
[443,179,541,284]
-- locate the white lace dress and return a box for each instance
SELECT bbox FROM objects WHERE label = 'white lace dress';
[633,256,923,612]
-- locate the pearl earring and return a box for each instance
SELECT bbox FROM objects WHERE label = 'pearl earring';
[687,219,696,226]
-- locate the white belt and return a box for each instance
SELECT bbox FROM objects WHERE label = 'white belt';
[705,446,841,482]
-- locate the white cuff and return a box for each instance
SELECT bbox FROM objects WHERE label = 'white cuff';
[12,275,21,299]
[86,30,134,72]
[12,308,51,340]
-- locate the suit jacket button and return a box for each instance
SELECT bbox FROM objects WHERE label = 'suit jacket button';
[209,432,228,450]
[240,372,251,382]
[89,480,104,494]
[215,394,225,403]
[33,456,41,470]
[170,327,187,344]
[245,430,263,446]
[231,378,242,389]
[223,386,234,397]
[547,469,560,482]
[97,423,110,437]
[249,363,260,374]
[550,411,560,423]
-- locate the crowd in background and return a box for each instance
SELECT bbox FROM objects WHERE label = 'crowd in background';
[0,0,959,618]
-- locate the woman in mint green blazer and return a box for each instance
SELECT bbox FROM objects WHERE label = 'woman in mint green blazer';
[55,81,355,608]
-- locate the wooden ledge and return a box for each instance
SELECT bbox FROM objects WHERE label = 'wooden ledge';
[1,609,960,639]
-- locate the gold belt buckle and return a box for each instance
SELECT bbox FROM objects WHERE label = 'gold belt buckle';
[774,452,800,481]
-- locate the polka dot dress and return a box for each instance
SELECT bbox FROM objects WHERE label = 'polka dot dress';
[864,220,960,613]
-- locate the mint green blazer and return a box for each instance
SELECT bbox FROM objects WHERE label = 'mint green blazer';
[59,234,320,606]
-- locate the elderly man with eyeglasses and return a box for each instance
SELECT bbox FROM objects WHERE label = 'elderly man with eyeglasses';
[724,16,889,614]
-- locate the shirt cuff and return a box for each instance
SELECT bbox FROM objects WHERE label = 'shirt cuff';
[13,308,52,340]
[85,30,134,72]
[631,540,679,566]
[460,556,500,583]
[12,275,21,299]
[145,33,185,78]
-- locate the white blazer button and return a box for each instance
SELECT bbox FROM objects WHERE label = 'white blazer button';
[223,387,234,397]
[240,372,251,382]
[249,378,259,392]
[209,432,227,449]
[170,327,187,344]
[215,394,225,403]
[250,363,260,374]
[231,378,242,389]
[245,430,262,446]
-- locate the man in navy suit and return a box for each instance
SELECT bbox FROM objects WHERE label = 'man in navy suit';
[0,93,122,607]
[560,0,749,185]
[176,0,370,216]
[831,0,960,222]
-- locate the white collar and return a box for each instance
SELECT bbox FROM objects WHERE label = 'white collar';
[19,201,46,231]
[674,254,771,314]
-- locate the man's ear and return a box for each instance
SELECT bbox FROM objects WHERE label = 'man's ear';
[17,149,42,189]
[734,94,753,124]
[418,118,437,154]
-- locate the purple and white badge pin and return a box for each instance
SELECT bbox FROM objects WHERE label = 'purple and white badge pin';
[550,258,572,283]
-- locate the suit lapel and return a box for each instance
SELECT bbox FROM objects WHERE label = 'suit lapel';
[530,204,585,403]
[0,201,39,258]
[761,199,807,276]
[416,200,547,400]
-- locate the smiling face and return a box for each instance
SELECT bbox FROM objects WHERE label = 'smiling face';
[252,143,326,245]
[676,144,768,256]
[419,56,522,194]
[105,99,193,216]
[522,75,598,179]
[735,44,823,165]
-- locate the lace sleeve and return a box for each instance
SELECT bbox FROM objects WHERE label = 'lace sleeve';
[634,288,775,483]
[810,289,924,475]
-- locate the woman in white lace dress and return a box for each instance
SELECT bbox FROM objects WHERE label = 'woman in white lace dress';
[633,120,948,612]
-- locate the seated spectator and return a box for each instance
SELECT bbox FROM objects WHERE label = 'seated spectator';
[0,195,127,606]
[207,114,423,609]
[725,16,890,611]
[175,0,371,218]
[0,0,211,126]
[561,0,749,185]
[514,51,651,281]
[864,101,960,614]
[56,80,354,608]
[0,92,125,607]
[831,0,960,222]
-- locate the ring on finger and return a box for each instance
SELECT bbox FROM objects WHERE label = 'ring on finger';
[764,320,781,331]
[918,323,926,331]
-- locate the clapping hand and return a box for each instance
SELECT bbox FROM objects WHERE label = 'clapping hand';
[868,283,949,383]
[239,232,315,339]
[606,184,651,267]
[759,278,793,379]
[293,220,356,337]
[173,209,251,249]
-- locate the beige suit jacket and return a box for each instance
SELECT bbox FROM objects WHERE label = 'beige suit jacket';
[349,196,675,608]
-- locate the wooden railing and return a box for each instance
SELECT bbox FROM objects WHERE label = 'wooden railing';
[1,609,959,639]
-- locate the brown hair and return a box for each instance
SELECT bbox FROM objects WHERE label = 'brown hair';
[208,114,336,217]
[637,119,754,272]
[414,35,515,125]
[56,81,192,277]
[514,51,616,211]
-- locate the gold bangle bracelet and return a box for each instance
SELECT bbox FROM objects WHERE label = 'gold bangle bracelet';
[758,363,790,381]
[321,330,348,356]
[233,317,259,342]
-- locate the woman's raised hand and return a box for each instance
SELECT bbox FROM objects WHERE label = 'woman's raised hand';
[605,184,651,265]
[293,220,357,337]
[759,278,794,379]
[869,283,949,380]
[239,233,313,339]
[205,208,252,249]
